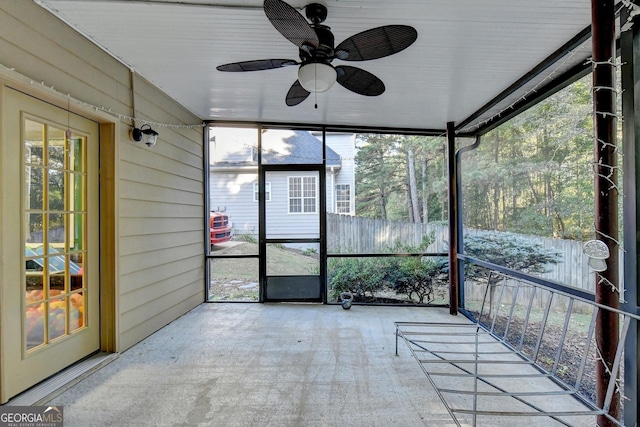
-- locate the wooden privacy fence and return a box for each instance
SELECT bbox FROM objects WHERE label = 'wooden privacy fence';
[327,213,623,297]
[326,213,448,253]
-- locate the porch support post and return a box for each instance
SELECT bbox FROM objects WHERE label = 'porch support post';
[621,2,640,424]
[447,121,459,315]
[591,0,620,424]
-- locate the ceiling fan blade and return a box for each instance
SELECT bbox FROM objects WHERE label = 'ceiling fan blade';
[216,59,297,72]
[335,25,417,61]
[336,66,385,96]
[264,0,319,49]
[286,80,310,106]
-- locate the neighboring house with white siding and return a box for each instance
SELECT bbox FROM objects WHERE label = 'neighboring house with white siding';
[209,129,355,240]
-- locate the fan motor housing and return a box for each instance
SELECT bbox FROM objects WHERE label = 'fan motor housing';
[299,24,334,62]
[315,25,334,56]
[305,3,328,24]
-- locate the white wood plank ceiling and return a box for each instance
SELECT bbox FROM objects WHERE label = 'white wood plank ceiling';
[35,0,600,133]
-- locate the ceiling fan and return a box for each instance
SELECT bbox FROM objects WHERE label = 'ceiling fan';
[216,0,418,106]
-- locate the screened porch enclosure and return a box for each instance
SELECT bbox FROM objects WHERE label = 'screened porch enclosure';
[201,16,638,422]
[207,126,451,304]
[10,0,640,425]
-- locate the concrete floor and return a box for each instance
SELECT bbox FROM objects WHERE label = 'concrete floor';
[44,303,596,426]
[45,304,459,426]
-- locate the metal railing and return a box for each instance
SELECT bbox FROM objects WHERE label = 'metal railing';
[395,267,640,426]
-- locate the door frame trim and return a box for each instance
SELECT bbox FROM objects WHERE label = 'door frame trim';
[259,164,327,303]
[0,68,119,402]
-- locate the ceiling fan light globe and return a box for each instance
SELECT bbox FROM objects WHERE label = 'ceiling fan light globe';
[298,63,337,93]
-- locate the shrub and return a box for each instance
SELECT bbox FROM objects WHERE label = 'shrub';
[462,230,562,313]
[328,257,391,301]
[463,230,562,286]
[389,256,448,303]
[328,238,447,304]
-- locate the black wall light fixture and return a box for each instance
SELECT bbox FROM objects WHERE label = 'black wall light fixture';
[131,123,158,147]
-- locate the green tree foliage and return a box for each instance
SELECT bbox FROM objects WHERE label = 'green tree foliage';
[27,141,66,234]
[355,134,446,223]
[353,75,603,241]
[460,76,595,239]
[354,134,403,220]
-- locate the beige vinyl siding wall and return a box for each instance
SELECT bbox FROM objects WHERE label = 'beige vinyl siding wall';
[118,76,204,350]
[0,2,205,352]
